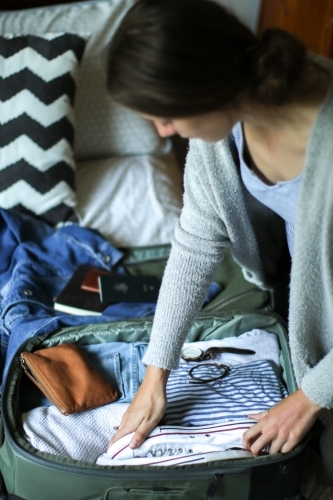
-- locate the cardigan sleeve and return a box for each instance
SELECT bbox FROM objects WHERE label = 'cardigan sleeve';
[288,69,333,408]
[300,352,333,409]
[295,194,333,408]
[142,140,229,370]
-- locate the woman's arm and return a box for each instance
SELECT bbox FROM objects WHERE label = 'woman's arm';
[108,365,169,449]
[141,141,228,370]
[109,141,229,447]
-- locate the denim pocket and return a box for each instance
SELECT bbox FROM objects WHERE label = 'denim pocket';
[81,342,148,403]
[81,347,126,401]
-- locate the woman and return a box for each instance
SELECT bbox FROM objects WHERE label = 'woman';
[106,0,333,481]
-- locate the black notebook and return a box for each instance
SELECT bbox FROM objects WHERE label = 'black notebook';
[98,274,160,303]
[54,266,110,316]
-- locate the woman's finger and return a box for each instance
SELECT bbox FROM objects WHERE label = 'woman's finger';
[242,421,263,450]
[266,436,286,455]
[248,409,270,421]
[128,419,159,449]
[108,413,144,449]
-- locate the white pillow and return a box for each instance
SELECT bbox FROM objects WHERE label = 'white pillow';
[0,0,169,161]
[75,153,183,246]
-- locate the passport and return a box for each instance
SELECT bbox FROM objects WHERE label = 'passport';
[54,266,109,316]
[81,268,114,293]
[98,274,160,303]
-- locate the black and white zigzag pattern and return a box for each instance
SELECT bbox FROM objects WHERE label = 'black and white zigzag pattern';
[0,33,85,226]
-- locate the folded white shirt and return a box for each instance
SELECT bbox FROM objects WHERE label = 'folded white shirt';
[97,420,256,466]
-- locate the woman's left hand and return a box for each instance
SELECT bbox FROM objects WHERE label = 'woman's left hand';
[242,388,322,456]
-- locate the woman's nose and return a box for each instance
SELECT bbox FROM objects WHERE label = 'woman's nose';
[154,121,177,137]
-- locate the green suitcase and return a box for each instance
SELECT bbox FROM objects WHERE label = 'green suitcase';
[0,310,307,500]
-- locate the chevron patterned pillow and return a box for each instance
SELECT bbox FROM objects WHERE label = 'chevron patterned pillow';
[0,33,86,226]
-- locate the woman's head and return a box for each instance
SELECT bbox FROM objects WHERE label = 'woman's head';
[107,0,307,118]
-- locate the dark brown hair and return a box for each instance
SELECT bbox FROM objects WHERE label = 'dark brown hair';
[107,0,307,117]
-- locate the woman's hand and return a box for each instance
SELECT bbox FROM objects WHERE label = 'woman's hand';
[242,388,322,456]
[108,365,170,450]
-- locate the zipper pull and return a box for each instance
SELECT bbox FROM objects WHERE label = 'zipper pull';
[19,354,38,382]
[206,474,222,497]
[19,354,27,370]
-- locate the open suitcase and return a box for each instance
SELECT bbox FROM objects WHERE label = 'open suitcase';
[0,309,308,500]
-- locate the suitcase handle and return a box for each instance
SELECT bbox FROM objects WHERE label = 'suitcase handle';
[105,472,251,499]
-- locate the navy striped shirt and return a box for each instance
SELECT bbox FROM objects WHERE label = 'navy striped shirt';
[165,359,288,426]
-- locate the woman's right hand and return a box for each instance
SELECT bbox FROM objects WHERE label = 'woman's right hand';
[107,365,170,450]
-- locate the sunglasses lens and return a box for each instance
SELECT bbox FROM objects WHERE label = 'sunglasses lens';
[189,363,229,382]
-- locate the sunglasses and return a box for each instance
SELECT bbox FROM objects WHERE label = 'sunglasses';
[181,345,255,362]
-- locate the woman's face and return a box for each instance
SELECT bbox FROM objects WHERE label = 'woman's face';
[143,109,239,142]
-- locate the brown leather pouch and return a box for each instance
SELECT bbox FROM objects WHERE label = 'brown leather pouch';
[20,343,119,415]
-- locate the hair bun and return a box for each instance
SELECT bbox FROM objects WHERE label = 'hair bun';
[250,28,307,105]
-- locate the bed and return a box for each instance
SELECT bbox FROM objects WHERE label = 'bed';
[0,0,275,374]
[0,0,195,420]
[0,0,185,247]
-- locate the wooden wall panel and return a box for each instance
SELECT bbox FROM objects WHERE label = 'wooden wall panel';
[258,0,333,58]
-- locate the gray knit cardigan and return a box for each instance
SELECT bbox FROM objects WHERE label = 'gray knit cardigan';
[142,60,333,412]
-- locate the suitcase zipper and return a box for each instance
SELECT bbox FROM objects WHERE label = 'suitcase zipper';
[202,287,269,312]
[206,473,223,497]
[1,425,241,483]
[1,386,245,485]
[2,420,305,486]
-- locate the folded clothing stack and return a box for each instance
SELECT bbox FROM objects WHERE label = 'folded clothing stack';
[22,329,287,463]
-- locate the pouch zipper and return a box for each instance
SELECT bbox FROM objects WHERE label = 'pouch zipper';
[19,354,68,415]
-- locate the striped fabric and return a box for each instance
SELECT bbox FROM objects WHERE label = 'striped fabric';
[165,360,288,426]
[0,33,85,225]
